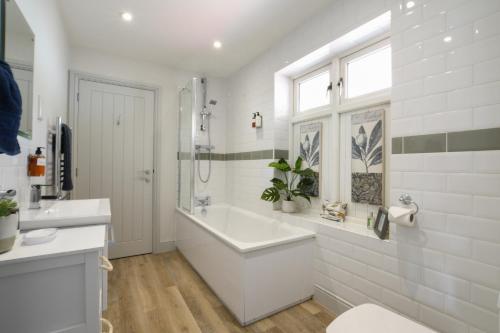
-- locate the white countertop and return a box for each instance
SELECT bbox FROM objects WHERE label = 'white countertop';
[275,210,393,242]
[19,198,111,230]
[0,225,107,266]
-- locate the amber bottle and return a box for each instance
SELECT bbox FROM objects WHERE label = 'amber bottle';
[28,147,46,177]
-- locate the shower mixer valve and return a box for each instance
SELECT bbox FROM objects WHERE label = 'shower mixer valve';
[195,144,215,151]
[195,195,211,207]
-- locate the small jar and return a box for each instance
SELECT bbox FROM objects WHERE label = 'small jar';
[367,211,374,230]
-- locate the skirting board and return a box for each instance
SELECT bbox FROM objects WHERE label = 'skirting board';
[155,241,176,253]
[313,285,353,316]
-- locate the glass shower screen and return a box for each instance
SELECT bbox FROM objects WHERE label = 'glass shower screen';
[177,78,200,213]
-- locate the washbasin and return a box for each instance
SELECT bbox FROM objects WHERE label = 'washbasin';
[20,198,111,230]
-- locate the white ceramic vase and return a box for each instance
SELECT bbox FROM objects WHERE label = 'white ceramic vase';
[0,213,18,253]
[281,200,297,213]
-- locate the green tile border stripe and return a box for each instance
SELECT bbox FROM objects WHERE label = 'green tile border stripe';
[404,133,446,154]
[392,137,403,154]
[448,128,500,152]
[392,127,500,154]
[179,149,289,161]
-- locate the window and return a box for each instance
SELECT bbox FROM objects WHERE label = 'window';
[288,36,391,221]
[340,39,391,103]
[294,66,332,113]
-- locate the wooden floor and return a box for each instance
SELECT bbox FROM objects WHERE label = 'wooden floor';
[104,251,335,333]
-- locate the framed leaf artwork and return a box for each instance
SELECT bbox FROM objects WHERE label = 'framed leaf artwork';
[351,109,383,205]
[298,122,321,197]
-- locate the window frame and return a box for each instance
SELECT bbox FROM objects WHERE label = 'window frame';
[293,64,333,116]
[288,35,391,222]
[339,38,391,107]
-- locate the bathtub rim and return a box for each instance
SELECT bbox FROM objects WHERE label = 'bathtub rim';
[175,206,315,253]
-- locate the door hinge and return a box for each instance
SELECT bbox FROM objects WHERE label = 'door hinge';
[75,167,78,178]
[77,92,80,102]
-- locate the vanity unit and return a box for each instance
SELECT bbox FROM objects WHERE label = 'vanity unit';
[0,199,113,333]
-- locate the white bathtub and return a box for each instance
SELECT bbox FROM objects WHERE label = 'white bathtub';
[175,204,315,325]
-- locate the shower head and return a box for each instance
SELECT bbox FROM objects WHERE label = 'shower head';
[209,99,217,106]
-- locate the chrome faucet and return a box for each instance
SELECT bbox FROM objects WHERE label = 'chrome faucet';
[195,195,211,207]
[0,189,16,199]
[29,185,42,209]
[195,195,210,215]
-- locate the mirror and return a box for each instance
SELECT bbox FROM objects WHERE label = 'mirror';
[4,0,34,139]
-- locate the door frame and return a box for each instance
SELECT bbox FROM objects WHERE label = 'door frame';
[68,71,163,254]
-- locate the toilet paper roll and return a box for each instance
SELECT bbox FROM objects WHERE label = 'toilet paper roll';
[388,206,416,227]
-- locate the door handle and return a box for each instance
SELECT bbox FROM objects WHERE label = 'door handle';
[144,170,151,175]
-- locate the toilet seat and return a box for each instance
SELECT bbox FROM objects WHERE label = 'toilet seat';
[326,304,436,333]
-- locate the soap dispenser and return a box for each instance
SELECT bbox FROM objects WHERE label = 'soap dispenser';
[255,112,263,128]
[28,147,46,177]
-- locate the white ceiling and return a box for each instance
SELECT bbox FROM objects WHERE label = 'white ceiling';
[57,0,334,77]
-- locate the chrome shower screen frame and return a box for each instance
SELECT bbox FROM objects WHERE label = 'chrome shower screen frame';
[177,77,202,213]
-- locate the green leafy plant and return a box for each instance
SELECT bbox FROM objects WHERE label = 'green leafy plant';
[0,199,18,218]
[261,157,315,203]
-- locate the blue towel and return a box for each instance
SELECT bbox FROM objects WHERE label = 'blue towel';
[0,60,22,156]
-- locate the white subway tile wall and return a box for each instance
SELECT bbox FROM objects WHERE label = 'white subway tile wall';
[0,139,30,204]
[224,0,500,332]
[388,1,500,330]
[225,159,274,216]
[0,139,29,201]
[194,79,228,204]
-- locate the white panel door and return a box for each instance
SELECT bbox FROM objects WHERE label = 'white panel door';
[75,80,154,258]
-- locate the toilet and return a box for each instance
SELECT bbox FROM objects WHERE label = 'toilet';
[326,304,436,333]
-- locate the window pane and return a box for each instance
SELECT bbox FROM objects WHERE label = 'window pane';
[346,45,391,99]
[298,71,330,112]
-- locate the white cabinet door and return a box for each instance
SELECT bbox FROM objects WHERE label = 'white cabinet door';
[0,253,101,333]
[75,80,154,259]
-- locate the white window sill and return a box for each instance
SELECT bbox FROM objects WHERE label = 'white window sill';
[276,210,393,242]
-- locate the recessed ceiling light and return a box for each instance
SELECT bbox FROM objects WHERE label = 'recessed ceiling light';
[121,12,133,22]
[443,36,452,43]
[213,40,222,49]
[406,1,415,9]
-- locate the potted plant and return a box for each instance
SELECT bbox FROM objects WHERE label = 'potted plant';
[261,157,315,213]
[0,198,19,253]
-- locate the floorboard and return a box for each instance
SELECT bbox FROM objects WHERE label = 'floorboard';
[103,251,335,333]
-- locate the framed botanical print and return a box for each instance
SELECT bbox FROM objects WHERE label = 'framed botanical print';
[298,122,321,197]
[351,109,383,205]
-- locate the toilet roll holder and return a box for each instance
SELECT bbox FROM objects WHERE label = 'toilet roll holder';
[398,193,419,214]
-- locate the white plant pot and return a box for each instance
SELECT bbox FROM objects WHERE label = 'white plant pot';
[272,200,282,211]
[281,200,297,213]
[0,213,18,253]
